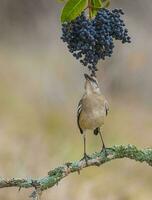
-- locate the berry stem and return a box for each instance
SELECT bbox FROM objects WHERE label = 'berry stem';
[88,0,92,19]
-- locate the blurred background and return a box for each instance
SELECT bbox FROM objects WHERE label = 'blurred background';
[0,0,152,199]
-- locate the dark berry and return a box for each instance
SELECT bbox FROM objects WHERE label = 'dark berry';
[61,8,131,74]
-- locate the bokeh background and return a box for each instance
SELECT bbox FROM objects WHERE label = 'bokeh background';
[0,0,152,199]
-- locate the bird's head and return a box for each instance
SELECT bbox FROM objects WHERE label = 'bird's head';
[84,73,100,94]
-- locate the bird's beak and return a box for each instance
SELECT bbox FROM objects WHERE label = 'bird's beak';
[84,73,90,81]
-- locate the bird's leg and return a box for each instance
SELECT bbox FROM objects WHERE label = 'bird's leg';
[80,133,91,165]
[98,128,107,156]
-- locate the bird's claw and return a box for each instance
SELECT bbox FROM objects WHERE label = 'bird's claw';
[101,146,108,157]
[80,153,91,165]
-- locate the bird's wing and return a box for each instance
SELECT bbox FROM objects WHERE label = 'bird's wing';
[104,100,109,116]
[77,98,83,134]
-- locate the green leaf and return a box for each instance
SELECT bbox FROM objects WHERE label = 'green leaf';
[93,0,102,8]
[61,0,87,23]
[102,0,110,8]
[91,0,102,17]
[91,0,110,17]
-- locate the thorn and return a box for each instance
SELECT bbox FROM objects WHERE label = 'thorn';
[77,169,80,175]
[29,191,37,200]
[18,186,21,192]
[29,186,42,200]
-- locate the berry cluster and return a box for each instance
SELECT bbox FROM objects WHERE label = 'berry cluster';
[61,8,131,74]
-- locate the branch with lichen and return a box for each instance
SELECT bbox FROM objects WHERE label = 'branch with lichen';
[0,145,152,199]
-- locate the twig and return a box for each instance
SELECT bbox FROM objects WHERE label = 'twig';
[88,0,92,19]
[0,145,152,194]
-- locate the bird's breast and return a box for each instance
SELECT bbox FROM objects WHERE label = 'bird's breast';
[79,96,106,130]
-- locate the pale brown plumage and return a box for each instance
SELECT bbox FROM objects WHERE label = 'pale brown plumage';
[77,74,109,134]
[78,93,108,131]
[77,73,109,161]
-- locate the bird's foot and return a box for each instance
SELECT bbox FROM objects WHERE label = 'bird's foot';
[101,146,108,157]
[80,153,91,165]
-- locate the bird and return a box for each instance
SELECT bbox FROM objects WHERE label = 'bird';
[77,73,109,163]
